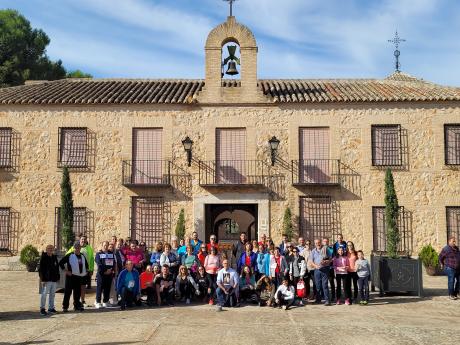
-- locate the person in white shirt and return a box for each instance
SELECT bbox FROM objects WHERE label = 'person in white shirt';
[275,279,295,310]
[216,259,239,311]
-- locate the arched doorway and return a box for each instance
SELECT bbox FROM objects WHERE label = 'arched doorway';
[205,204,258,242]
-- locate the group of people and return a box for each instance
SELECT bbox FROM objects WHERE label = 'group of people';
[38,231,379,315]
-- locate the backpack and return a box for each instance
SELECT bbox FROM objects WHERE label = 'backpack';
[296,280,306,298]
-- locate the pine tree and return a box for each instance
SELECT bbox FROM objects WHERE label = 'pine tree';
[282,207,294,241]
[385,168,400,258]
[175,209,185,240]
[60,166,74,250]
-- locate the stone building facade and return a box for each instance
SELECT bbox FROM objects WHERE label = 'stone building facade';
[0,16,459,255]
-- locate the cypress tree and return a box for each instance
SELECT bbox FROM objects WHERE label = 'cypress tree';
[384,168,400,258]
[282,207,294,241]
[60,166,74,250]
[175,208,185,240]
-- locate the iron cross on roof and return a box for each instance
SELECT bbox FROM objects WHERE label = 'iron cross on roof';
[388,31,406,72]
[223,0,237,17]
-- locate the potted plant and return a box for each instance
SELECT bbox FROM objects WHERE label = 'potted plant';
[20,244,40,272]
[282,207,294,241]
[370,169,423,297]
[419,244,441,276]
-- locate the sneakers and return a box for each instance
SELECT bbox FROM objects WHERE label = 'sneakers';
[345,299,351,305]
[281,305,287,310]
[40,308,47,316]
[363,301,368,305]
[208,298,214,305]
[186,298,191,305]
[102,302,109,308]
[48,308,57,314]
[336,300,342,305]
[449,295,457,300]
[324,301,331,306]
[94,302,102,309]
[216,305,223,312]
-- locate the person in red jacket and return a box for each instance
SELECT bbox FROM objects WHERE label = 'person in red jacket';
[197,244,208,266]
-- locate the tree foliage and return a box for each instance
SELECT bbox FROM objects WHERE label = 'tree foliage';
[60,166,74,251]
[384,169,400,258]
[0,9,90,87]
[175,209,185,240]
[67,69,93,78]
[282,207,294,241]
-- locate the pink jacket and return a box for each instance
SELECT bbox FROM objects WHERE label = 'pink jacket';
[204,254,221,275]
[333,256,349,275]
[347,253,357,273]
[123,248,144,266]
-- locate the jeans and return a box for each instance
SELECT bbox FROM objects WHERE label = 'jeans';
[335,274,350,301]
[276,290,294,308]
[120,287,139,308]
[216,286,237,307]
[96,274,113,303]
[40,281,57,310]
[328,268,336,301]
[314,268,330,303]
[348,271,359,300]
[357,276,370,302]
[445,267,460,296]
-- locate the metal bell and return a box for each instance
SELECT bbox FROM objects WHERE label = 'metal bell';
[225,61,239,76]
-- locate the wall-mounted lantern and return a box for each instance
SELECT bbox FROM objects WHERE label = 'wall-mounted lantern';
[182,136,194,167]
[268,136,280,166]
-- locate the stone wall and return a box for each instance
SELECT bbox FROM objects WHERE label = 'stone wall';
[0,102,459,255]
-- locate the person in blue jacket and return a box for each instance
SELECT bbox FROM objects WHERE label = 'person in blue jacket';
[237,242,258,274]
[149,242,164,266]
[94,241,116,309]
[190,231,203,255]
[116,260,141,310]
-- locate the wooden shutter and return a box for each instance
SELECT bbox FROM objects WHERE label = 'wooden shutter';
[299,196,332,242]
[216,128,246,184]
[60,128,87,167]
[445,125,460,165]
[0,208,10,251]
[0,128,12,168]
[299,127,330,183]
[447,207,460,244]
[131,197,164,247]
[371,125,401,166]
[132,128,163,184]
[372,207,386,252]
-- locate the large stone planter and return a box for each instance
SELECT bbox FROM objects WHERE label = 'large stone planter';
[370,254,423,297]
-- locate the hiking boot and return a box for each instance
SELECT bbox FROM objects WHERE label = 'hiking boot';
[40,308,47,316]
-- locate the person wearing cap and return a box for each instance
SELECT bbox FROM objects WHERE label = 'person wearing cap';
[59,241,89,312]
[66,234,94,306]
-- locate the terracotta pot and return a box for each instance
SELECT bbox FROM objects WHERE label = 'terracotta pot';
[425,266,440,276]
[26,262,38,272]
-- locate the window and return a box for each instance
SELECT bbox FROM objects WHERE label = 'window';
[54,207,90,250]
[372,206,410,253]
[216,128,247,184]
[0,128,12,168]
[445,125,460,165]
[58,128,87,168]
[131,197,165,247]
[446,207,460,244]
[0,208,11,251]
[131,128,164,184]
[371,125,402,166]
[299,196,332,242]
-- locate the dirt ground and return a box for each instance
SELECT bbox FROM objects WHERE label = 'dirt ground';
[0,271,459,345]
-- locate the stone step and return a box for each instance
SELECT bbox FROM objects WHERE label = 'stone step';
[0,256,26,271]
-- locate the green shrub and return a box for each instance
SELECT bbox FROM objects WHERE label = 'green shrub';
[419,244,439,268]
[175,208,185,240]
[19,244,40,266]
[282,207,294,241]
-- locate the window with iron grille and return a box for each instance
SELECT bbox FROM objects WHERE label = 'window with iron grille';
[55,207,89,250]
[299,196,332,242]
[0,128,12,168]
[445,125,460,165]
[446,207,460,244]
[0,208,11,252]
[371,125,402,166]
[372,206,410,253]
[216,128,247,184]
[131,197,165,248]
[58,128,88,168]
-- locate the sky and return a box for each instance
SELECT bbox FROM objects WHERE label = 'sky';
[2,0,460,85]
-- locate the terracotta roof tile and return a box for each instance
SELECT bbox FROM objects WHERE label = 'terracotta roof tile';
[1,73,460,105]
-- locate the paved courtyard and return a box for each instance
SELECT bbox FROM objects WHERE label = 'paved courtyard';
[0,271,459,345]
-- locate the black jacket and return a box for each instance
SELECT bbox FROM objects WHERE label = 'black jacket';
[38,252,60,282]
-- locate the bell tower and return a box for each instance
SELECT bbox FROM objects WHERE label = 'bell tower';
[198,16,266,104]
